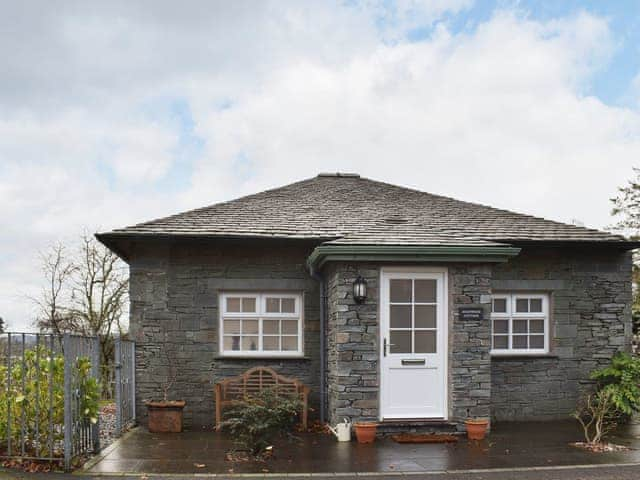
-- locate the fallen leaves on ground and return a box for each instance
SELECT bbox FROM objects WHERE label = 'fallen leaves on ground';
[570,441,630,452]
[1,458,59,473]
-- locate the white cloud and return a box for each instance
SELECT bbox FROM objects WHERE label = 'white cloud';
[0,2,639,331]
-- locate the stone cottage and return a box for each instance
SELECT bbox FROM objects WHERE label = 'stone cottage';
[97,173,636,430]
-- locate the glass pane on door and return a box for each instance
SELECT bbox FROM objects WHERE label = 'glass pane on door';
[388,276,438,354]
[390,305,411,328]
[415,331,436,353]
[390,279,412,302]
[390,331,411,353]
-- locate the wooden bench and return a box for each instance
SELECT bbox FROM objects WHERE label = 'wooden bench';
[214,366,310,430]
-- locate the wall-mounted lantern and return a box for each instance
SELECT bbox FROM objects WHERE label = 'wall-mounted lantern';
[353,275,368,304]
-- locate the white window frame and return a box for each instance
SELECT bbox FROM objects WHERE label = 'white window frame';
[490,293,549,356]
[219,292,304,358]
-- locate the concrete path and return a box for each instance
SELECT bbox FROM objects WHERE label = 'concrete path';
[3,464,640,480]
[82,421,640,475]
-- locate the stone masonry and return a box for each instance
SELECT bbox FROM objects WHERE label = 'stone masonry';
[491,247,633,421]
[128,238,321,428]
[325,263,380,424]
[449,263,493,424]
[325,261,493,428]
[128,238,632,429]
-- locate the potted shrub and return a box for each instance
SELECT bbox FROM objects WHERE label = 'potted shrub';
[354,421,377,443]
[145,340,186,433]
[464,418,489,440]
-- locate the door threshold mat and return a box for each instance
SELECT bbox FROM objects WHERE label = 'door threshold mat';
[391,433,459,444]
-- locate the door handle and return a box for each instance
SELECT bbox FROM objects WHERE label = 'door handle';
[383,337,394,357]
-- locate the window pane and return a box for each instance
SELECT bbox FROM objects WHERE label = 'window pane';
[415,331,436,353]
[227,297,241,312]
[390,305,412,328]
[515,299,528,313]
[266,298,280,313]
[224,319,241,334]
[493,335,508,349]
[493,298,507,313]
[263,319,279,334]
[242,336,259,351]
[242,297,256,313]
[243,320,259,334]
[282,336,298,351]
[390,279,412,303]
[513,319,528,333]
[224,336,241,351]
[493,319,509,334]
[530,319,544,334]
[282,320,298,334]
[263,336,280,351]
[529,335,544,349]
[390,331,411,354]
[415,305,436,329]
[415,280,436,303]
[530,298,542,313]
[281,298,295,313]
[513,335,528,349]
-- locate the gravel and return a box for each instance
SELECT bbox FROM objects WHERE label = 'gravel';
[99,403,117,450]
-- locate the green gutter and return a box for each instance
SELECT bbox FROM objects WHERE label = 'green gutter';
[307,244,521,270]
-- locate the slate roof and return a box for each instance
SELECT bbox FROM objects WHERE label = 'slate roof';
[98,173,631,249]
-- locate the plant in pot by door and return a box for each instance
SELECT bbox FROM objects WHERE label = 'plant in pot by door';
[354,421,378,443]
[145,338,186,433]
[464,418,489,440]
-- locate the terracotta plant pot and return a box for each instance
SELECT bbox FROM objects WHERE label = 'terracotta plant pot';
[464,418,489,440]
[354,422,377,443]
[146,400,186,433]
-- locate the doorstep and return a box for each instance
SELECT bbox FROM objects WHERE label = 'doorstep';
[377,419,460,435]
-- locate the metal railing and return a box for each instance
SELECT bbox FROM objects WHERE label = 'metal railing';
[114,338,136,436]
[0,332,101,470]
[62,334,100,470]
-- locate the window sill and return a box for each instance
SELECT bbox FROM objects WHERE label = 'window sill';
[214,355,311,361]
[490,353,559,360]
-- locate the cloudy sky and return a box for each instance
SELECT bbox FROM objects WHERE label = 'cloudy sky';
[2,0,640,331]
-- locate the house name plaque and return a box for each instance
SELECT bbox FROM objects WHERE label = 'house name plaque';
[458,307,484,321]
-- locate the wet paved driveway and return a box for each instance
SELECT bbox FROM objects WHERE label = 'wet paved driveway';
[83,420,640,475]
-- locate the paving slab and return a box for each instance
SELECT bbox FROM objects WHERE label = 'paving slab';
[79,420,640,476]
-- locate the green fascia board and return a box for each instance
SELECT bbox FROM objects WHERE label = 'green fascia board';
[307,244,521,270]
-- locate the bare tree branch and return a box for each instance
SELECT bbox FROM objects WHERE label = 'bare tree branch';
[31,232,129,393]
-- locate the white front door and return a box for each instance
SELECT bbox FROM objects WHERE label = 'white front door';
[380,268,448,419]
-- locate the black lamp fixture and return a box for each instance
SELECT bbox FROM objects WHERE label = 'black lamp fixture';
[353,275,368,304]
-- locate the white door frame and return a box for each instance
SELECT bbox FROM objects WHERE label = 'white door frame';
[379,266,448,420]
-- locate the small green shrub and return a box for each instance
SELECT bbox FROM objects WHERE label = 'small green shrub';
[221,389,302,456]
[573,352,640,446]
[590,352,640,416]
[0,345,100,457]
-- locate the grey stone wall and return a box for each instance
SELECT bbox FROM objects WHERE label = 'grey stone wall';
[449,264,493,424]
[128,239,321,428]
[490,247,633,421]
[325,263,380,425]
[128,237,632,429]
[325,262,493,427]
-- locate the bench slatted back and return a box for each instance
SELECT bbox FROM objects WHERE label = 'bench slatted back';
[220,366,302,401]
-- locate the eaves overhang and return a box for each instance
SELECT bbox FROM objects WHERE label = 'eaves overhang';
[306,244,522,272]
